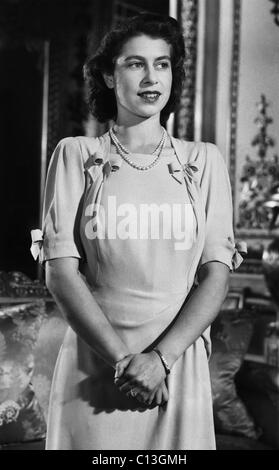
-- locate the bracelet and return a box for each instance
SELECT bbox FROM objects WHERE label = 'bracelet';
[153,348,171,375]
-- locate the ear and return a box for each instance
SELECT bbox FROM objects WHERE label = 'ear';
[102,72,114,89]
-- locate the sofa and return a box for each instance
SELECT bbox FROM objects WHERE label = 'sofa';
[0,271,278,450]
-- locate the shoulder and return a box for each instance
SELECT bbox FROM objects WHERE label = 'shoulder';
[203,142,224,161]
[171,137,222,168]
[52,136,102,166]
[179,139,224,170]
[200,142,226,173]
[195,143,228,188]
[55,136,100,153]
[172,138,228,187]
[52,136,82,156]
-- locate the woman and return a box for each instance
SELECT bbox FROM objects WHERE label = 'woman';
[30,13,245,450]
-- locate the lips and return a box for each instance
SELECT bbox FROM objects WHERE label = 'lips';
[138,91,161,97]
[137,91,162,103]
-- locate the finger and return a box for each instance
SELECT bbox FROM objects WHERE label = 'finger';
[154,388,162,406]
[114,356,133,380]
[161,383,169,403]
[114,371,136,388]
[114,376,129,387]
[146,390,156,406]
[118,381,135,394]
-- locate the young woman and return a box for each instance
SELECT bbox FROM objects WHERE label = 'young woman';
[31,13,245,450]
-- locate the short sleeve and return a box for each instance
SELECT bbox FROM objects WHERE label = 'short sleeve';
[38,137,86,265]
[198,143,243,273]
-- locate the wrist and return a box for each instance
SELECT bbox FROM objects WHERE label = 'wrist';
[154,347,178,370]
[152,348,171,376]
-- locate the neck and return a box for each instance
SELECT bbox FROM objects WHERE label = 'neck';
[112,117,165,153]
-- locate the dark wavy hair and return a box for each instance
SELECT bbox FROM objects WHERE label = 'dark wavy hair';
[83,13,186,124]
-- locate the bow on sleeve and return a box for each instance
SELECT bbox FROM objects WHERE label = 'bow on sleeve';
[229,238,248,270]
[30,229,44,261]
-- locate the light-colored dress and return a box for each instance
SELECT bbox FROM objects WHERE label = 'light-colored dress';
[32,131,244,450]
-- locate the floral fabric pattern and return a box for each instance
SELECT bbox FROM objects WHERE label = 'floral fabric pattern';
[0,301,47,444]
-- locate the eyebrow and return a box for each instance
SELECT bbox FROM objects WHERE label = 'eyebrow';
[124,55,171,62]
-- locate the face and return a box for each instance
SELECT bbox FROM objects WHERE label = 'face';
[104,34,172,123]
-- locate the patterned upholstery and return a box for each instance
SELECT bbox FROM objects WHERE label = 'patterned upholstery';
[0,300,47,444]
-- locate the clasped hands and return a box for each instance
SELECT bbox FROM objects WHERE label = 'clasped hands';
[114,351,169,407]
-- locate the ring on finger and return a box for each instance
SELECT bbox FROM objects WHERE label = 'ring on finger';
[128,389,137,398]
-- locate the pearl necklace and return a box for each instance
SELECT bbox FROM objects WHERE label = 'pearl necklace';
[109,127,167,171]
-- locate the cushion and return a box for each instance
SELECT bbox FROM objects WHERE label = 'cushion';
[0,300,47,444]
[209,309,261,439]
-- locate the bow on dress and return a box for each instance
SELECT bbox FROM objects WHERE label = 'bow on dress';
[167,161,199,185]
[86,151,123,180]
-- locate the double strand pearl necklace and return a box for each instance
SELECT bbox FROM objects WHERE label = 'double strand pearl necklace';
[109,127,167,171]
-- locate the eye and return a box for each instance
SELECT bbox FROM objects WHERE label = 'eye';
[128,62,143,69]
[156,62,170,69]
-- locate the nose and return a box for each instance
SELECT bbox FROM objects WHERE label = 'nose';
[142,65,158,85]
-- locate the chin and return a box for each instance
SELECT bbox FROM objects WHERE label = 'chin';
[135,106,164,119]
